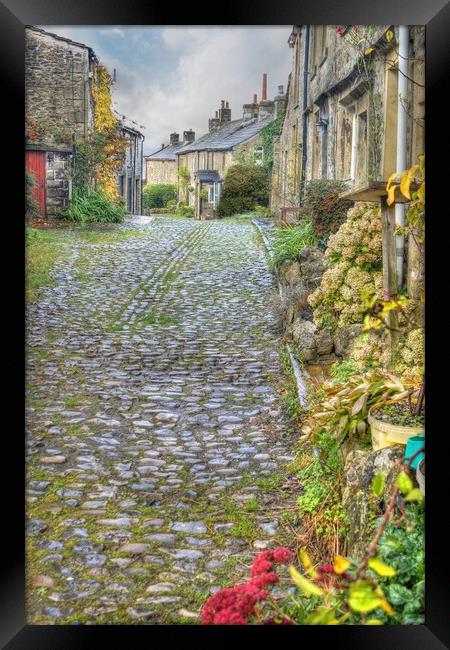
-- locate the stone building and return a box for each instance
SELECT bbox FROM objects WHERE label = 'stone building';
[117,125,145,215]
[145,130,195,186]
[25,26,98,217]
[176,75,284,218]
[271,25,425,218]
[25,26,145,218]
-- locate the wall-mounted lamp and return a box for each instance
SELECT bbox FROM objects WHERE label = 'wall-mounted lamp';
[315,117,329,129]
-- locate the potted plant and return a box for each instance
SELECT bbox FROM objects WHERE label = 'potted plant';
[368,381,425,451]
[416,457,425,495]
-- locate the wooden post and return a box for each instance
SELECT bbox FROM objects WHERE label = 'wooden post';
[380,195,399,365]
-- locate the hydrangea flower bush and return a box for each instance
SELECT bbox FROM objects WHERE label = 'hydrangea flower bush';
[308,203,383,332]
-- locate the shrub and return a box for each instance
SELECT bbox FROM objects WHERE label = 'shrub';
[26,171,39,223]
[143,184,177,210]
[253,205,272,218]
[175,203,194,218]
[271,221,317,269]
[304,179,353,250]
[309,203,382,332]
[217,162,270,217]
[62,186,125,223]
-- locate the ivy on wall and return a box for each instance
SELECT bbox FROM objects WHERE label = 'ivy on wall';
[73,63,126,199]
[260,107,285,172]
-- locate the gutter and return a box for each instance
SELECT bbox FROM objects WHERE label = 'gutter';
[251,219,309,409]
[300,25,310,205]
[395,25,409,289]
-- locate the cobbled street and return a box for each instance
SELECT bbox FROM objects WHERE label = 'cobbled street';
[26,216,296,624]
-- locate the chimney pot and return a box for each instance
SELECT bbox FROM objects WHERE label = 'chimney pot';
[253,94,257,104]
[221,100,225,108]
[278,85,284,95]
[262,73,267,101]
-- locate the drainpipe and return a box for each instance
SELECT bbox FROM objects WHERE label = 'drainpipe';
[395,25,409,290]
[300,25,310,205]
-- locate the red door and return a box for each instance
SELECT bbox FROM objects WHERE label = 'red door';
[25,151,46,218]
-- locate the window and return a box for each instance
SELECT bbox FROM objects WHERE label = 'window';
[253,146,264,165]
[208,185,214,203]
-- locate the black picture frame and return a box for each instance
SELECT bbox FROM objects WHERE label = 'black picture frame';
[1,0,449,647]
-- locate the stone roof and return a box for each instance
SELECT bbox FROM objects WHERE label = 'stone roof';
[145,142,184,161]
[177,115,274,154]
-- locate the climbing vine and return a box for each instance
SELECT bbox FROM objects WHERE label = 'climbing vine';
[73,63,127,199]
[260,106,285,172]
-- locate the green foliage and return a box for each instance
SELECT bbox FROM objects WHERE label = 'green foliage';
[270,221,317,269]
[175,203,194,218]
[26,171,39,223]
[253,205,272,217]
[177,166,191,203]
[304,179,353,250]
[62,187,125,223]
[217,162,270,217]
[143,184,177,210]
[329,359,359,385]
[260,108,285,172]
[376,504,425,624]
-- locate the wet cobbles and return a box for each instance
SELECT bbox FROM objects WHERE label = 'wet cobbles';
[26,216,296,624]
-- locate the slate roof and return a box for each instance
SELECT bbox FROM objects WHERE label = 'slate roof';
[177,115,274,154]
[194,170,221,182]
[145,142,184,161]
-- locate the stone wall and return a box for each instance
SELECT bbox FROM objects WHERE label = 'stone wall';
[25,27,95,148]
[145,159,178,185]
[46,150,72,217]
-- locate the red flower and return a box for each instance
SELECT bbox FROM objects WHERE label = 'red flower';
[336,26,345,36]
[272,547,295,564]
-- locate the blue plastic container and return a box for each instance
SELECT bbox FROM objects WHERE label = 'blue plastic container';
[404,435,425,470]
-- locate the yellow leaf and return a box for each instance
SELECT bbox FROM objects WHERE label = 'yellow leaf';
[387,183,398,206]
[380,598,395,617]
[386,171,399,191]
[368,557,397,577]
[385,30,394,42]
[348,581,382,613]
[405,488,424,502]
[367,618,383,625]
[364,47,374,56]
[289,566,324,597]
[334,555,351,575]
[397,471,413,495]
[299,547,318,578]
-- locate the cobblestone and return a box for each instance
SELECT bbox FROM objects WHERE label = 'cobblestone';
[26,216,295,624]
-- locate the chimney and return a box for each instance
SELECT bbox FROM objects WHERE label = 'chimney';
[161,143,165,149]
[218,100,231,124]
[183,129,195,143]
[209,117,221,133]
[262,73,267,101]
[169,132,180,145]
[253,94,257,104]
[277,85,284,95]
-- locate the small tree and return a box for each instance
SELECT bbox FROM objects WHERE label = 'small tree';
[177,166,192,204]
[217,162,270,217]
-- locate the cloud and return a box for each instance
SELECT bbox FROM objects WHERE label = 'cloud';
[40,26,293,154]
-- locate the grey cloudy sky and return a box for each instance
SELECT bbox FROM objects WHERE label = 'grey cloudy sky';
[42,26,293,154]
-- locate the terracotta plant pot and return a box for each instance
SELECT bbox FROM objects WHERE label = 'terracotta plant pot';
[368,403,425,452]
[416,458,425,495]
